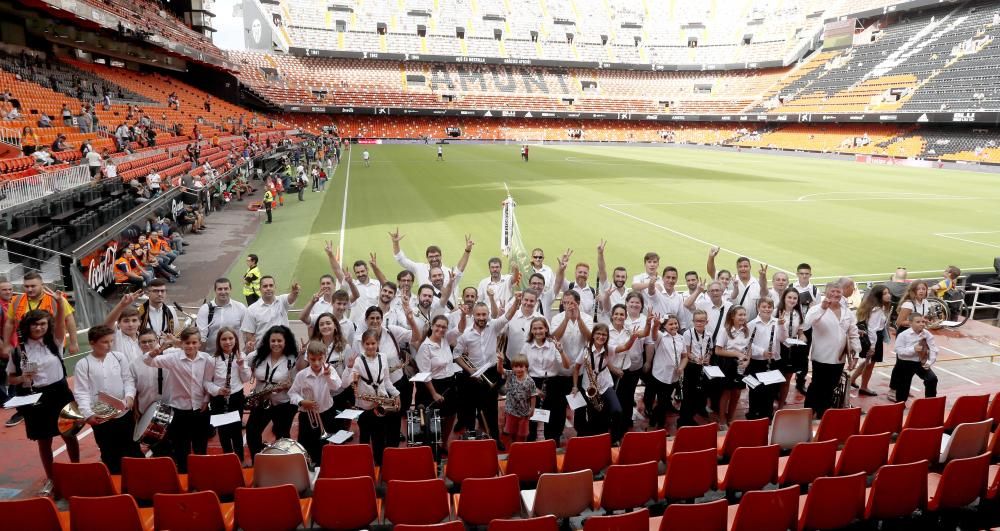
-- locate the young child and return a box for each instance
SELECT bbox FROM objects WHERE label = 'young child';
[72,325,142,473]
[645,315,685,429]
[497,353,536,449]
[351,330,400,465]
[289,340,343,465]
[205,327,251,461]
[678,309,711,427]
[714,306,751,431]
[745,298,781,420]
[889,314,938,403]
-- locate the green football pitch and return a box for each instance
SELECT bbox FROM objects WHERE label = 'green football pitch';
[227,143,1000,291]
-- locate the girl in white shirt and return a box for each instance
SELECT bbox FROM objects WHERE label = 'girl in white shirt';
[714,306,751,430]
[678,309,711,427]
[245,325,301,461]
[571,323,622,437]
[205,327,251,461]
[310,312,354,432]
[519,317,572,442]
[850,285,891,397]
[745,299,781,420]
[775,287,807,406]
[646,315,685,429]
[895,280,930,333]
[351,329,400,465]
[609,303,650,441]
[415,315,458,443]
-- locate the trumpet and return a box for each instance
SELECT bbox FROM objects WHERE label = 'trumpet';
[302,387,333,441]
[460,353,496,388]
[584,352,604,412]
[58,400,126,436]
[352,380,400,417]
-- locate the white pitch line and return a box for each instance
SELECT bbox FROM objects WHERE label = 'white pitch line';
[795,191,968,201]
[337,149,353,260]
[54,428,93,457]
[936,231,1000,236]
[599,203,793,273]
[934,233,1000,250]
[601,196,979,207]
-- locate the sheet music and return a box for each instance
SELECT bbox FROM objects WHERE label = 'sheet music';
[210,411,241,427]
[335,409,364,420]
[757,370,786,385]
[330,430,354,444]
[3,393,42,408]
[742,375,761,389]
[529,409,550,423]
[566,392,588,410]
[410,372,432,383]
[703,365,725,379]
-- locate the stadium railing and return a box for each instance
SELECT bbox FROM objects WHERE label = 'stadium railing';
[0,164,90,211]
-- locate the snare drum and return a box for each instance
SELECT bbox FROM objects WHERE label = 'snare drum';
[133,401,173,445]
[405,407,442,447]
[260,437,315,471]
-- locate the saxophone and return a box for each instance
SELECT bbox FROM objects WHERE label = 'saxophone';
[352,381,400,417]
[584,351,604,412]
[245,381,290,410]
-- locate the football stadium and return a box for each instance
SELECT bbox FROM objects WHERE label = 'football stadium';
[2,0,1000,528]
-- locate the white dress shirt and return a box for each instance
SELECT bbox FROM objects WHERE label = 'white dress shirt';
[197,299,248,353]
[651,332,684,384]
[204,353,252,397]
[683,328,711,365]
[143,348,213,410]
[131,354,168,414]
[645,290,684,322]
[248,352,298,405]
[351,352,400,410]
[550,312,594,376]
[520,340,562,378]
[732,277,762,319]
[559,280,597,317]
[6,339,64,387]
[804,304,860,365]
[323,342,355,395]
[455,316,510,369]
[307,298,334,326]
[503,310,542,360]
[608,326,634,372]
[716,327,752,358]
[900,299,929,316]
[862,307,889,347]
[241,295,292,348]
[393,250,453,286]
[696,299,732,347]
[894,328,938,365]
[477,275,513,311]
[747,317,781,361]
[416,337,456,379]
[73,351,135,418]
[533,265,554,288]
[112,329,143,363]
[289,365,342,413]
[351,324,413,384]
[575,347,614,394]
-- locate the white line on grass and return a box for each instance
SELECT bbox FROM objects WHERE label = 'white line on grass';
[599,203,793,273]
[602,195,980,207]
[338,149,353,260]
[795,191,968,201]
[934,233,1000,250]
[936,231,1000,236]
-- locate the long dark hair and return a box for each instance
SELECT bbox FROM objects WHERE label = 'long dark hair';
[858,285,892,323]
[310,312,346,351]
[213,326,241,357]
[252,325,298,370]
[775,287,803,323]
[18,309,60,356]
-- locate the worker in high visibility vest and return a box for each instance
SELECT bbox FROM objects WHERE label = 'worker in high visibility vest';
[243,254,262,306]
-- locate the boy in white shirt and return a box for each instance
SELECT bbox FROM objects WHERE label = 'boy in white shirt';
[889,314,938,403]
[745,298,781,420]
[289,341,343,464]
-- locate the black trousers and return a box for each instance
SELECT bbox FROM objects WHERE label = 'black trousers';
[92,414,143,474]
[616,369,642,435]
[167,408,211,473]
[245,293,259,306]
[246,402,297,460]
[804,360,844,417]
[457,370,501,443]
[543,376,572,443]
[890,360,938,402]
[358,409,391,465]
[385,375,411,447]
[647,378,678,429]
[527,376,547,442]
[746,360,778,420]
[210,391,245,459]
[297,407,338,465]
[574,388,623,436]
[264,203,272,223]
[678,364,707,427]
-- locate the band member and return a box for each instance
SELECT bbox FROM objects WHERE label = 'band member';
[143,326,212,473]
[714,306,751,430]
[572,323,622,435]
[2,271,80,356]
[415,315,458,446]
[608,303,649,441]
[7,304,78,486]
[691,280,733,417]
[502,289,542,367]
[497,353,536,449]
[550,290,592,443]
[310,312,355,433]
[678,309,711,427]
[745,298,780,420]
[775,287,807,406]
[241,277,300,350]
[73,325,142,473]
[708,251,765,320]
[205,328,251,461]
[289,341,343,465]
[889,314,938,403]
[519,317,572,442]
[352,329,400,465]
[136,279,180,340]
[246,325,301,460]
[803,282,860,417]
[611,293,649,435]
[793,263,818,393]
[645,315,684,429]
[850,285,891,397]
[895,280,930,333]
[196,278,247,354]
[132,330,171,455]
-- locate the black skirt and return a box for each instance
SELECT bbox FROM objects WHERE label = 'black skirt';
[779,343,809,375]
[858,330,886,362]
[21,380,73,441]
[713,356,745,390]
[416,376,458,416]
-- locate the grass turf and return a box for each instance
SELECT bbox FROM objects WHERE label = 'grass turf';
[230,143,1000,297]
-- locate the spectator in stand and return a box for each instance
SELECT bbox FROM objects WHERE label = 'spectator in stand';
[204,98,211,112]
[102,151,117,180]
[50,134,67,153]
[147,171,162,196]
[85,145,103,179]
[31,146,56,166]
[20,126,39,156]
[37,113,52,128]
[61,103,72,125]
[80,140,93,156]
[3,104,19,121]
[78,107,92,134]
[102,93,111,111]
[115,122,131,152]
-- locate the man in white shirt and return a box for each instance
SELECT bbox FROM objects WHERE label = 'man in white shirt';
[299,275,337,331]
[196,278,248,353]
[690,281,732,348]
[529,247,554,287]
[85,149,103,178]
[550,291,593,443]
[525,273,556,319]
[631,251,663,292]
[762,269,790,304]
[503,289,542,363]
[794,263,819,315]
[680,271,708,329]
[803,282,860,416]
[645,266,685,323]
[390,228,473,286]
[708,251,764,319]
[888,313,938,403]
[241,276,300,350]
[553,249,596,318]
[137,279,181,340]
[477,257,513,316]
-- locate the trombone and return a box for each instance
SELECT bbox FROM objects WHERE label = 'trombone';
[302,387,333,441]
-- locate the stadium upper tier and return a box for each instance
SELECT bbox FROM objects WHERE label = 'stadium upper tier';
[234,0,1000,115]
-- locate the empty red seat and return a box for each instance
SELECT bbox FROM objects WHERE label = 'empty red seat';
[718,418,770,462]
[655,499,727,531]
[0,497,69,531]
[121,457,185,504]
[728,485,799,531]
[454,474,521,526]
[594,461,659,512]
[234,485,310,531]
[69,494,153,531]
[616,429,666,465]
[864,460,928,520]
[888,427,944,465]
[443,439,498,490]
[835,432,890,476]
[813,407,861,447]
[319,443,376,480]
[798,472,866,530]
[153,491,232,531]
[582,507,649,530]
[560,433,612,475]
[384,479,451,526]
[659,448,717,502]
[667,423,719,456]
[717,444,780,496]
[52,462,117,499]
[944,394,989,432]
[311,476,378,530]
[777,439,837,487]
[926,452,990,512]
[903,396,946,430]
[503,439,557,486]
[381,446,437,485]
[187,453,248,501]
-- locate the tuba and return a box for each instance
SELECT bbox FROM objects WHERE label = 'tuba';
[58,400,125,436]
[584,351,604,412]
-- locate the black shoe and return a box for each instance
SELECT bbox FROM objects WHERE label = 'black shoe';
[6,412,24,427]
[859,389,878,397]
[850,383,860,389]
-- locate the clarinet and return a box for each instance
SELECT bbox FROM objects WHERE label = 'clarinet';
[766,325,775,371]
[223,353,235,412]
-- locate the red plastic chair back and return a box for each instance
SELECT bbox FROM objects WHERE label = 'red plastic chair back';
[778,439,837,486]
[889,427,944,465]
[718,418,770,461]
[813,407,861,447]
[505,440,557,485]
[385,479,451,525]
[668,423,719,456]
[381,446,438,483]
[456,474,521,525]
[719,444,779,493]
[903,396,946,430]
[445,439,499,485]
[617,429,667,465]
[319,443,376,479]
[583,507,649,531]
[0,497,64,531]
[122,456,183,502]
[835,432,890,476]
[660,448,717,501]
[488,515,558,531]
[987,392,1000,429]
[561,433,612,474]
[862,402,905,436]
[799,472,866,530]
[927,452,990,511]
[599,461,658,512]
[395,522,465,531]
[153,491,227,531]
[657,499,728,531]
[865,460,928,520]
[52,462,116,499]
[69,494,146,531]
[234,484,305,531]
[187,453,247,500]
[311,476,378,530]
[729,485,799,531]
[945,394,990,431]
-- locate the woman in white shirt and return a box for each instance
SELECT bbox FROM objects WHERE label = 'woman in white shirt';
[895,280,930,333]
[775,287,806,406]
[571,324,621,437]
[245,325,301,461]
[645,315,685,429]
[714,306,751,431]
[609,303,649,441]
[310,312,354,432]
[617,292,649,434]
[850,285,891,397]
[205,327,251,462]
[519,317,572,442]
[415,315,458,444]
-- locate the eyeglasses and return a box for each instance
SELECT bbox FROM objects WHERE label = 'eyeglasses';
[533,255,544,259]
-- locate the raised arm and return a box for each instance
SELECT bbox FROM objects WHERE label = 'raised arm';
[299,289,327,326]
[552,248,572,297]
[758,264,770,299]
[596,239,608,286]
[454,234,474,273]
[286,282,301,307]
[324,241,345,284]
[706,246,719,280]
[684,280,706,310]
[106,291,141,328]
[369,252,387,285]
[49,289,67,343]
